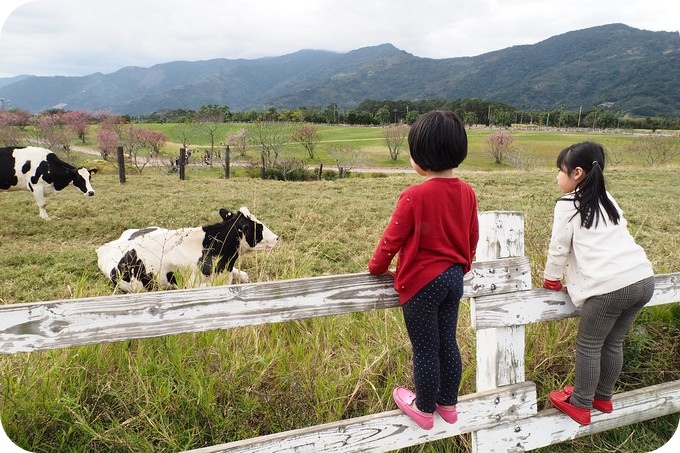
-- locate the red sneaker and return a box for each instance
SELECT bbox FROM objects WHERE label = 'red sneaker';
[436,404,458,424]
[393,387,434,430]
[563,385,613,413]
[549,389,591,425]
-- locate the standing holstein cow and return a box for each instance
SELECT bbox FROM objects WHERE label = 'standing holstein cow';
[0,146,97,220]
[96,207,278,292]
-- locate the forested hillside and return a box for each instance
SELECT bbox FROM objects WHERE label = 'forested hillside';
[0,24,677,117]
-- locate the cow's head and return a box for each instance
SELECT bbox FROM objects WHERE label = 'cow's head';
[219,207,278,252]
[73,167,98,196]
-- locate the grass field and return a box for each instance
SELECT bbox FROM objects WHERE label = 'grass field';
[1,130,679,452]
[115,123,669,170]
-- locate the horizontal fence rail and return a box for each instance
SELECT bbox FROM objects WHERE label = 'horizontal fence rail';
[0,257,530,354]
[471,272,680,330]
[473,380,680,451]
[186,383,537,453]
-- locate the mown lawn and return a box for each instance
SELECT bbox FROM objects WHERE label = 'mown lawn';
[91,123,665,171]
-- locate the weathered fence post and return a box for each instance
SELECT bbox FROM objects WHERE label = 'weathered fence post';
[116,146,126,183]
[224,144,230,179]
[179,148,186,180]
[470,211,527,451]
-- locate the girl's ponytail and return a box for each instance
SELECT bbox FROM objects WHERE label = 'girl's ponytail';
[556,142,620,229]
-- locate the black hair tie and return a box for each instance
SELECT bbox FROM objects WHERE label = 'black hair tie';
[592,160,599,166]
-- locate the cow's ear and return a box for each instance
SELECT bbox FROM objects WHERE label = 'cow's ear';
[219,208,232,220]
[89,168,98,174]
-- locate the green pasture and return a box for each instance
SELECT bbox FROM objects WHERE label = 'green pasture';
[1,130,679,452]
[126,123,662,170]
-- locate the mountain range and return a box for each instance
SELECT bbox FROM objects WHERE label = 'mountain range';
[0,23,678,117]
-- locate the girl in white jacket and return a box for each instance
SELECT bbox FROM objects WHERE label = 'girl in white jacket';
[543,141,654,425]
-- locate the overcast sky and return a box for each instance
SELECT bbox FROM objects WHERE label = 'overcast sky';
[1,0,679,79]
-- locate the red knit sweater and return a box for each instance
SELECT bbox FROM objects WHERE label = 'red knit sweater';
[369,178,479,304]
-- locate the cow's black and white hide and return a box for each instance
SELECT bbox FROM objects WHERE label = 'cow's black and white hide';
[0,146,97,220]
[96,207,278,292]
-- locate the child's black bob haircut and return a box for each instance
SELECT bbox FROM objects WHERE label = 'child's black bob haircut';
[408,110,468,171]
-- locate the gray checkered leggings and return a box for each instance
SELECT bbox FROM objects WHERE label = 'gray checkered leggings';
[570,276,655,409]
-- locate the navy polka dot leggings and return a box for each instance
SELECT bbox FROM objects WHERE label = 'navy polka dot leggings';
[401,264,464,414]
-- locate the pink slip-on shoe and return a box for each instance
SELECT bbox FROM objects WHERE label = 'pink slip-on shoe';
[435,404,458,424]
[549,389,591,425]
[393,387,434,430]
[562,385,613,413]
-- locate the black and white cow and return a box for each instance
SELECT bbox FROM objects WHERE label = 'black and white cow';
[96,207,278,292]
[0,146,97,220]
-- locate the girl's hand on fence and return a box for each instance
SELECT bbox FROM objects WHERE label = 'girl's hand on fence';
[383,269,396,278]
[542,279,563,291]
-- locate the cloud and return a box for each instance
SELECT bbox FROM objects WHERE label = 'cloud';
[1,0,678,78]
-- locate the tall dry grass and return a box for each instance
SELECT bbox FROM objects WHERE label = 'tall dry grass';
[0,162,678,452]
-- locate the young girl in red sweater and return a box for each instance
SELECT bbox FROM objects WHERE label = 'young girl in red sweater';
[369,111,479,430]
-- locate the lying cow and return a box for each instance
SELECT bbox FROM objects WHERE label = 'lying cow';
[0,146,97,220]
[96,207,278,292]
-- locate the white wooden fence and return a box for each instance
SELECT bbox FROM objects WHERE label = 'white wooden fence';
[1,211,678,452]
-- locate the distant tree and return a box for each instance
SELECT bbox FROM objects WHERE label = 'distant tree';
[505,146,535,171]
[405,110,420,125]
[538,112,552,128]
[94,110,123,130]
[264,107,279,121]
[322,104,339,124]
[0,110,27,146]
[138,129,167,156]
[375,107,390,125]
[116,124,143,159]
[197,107,225,167]
[558,110,579,128]
[9,109,31,128]
[329,144,365,178]
[116,125,164,173]
[227,129,248,157]
[649,113,678,131]
[271,158,309,181]
[95,128,120,159]
[356,110,376,125]
[492,110,514,127]
[62,110,91,143]
[626,135,680,167]
[486,130,514,164]
[462,111,477,126]
[171,122,197,149]
[383,123,409,161]
[231,110,260,122]
[583,110,611,130]
[344,109,359,125]
[31,112,75,154]
[197,104,230,122]
[278,109,303,122]
[247,121,293,176]
[291,125,321,159]
[597,110,619,129]
[604,142,626,167]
